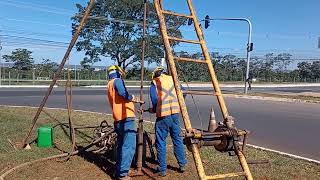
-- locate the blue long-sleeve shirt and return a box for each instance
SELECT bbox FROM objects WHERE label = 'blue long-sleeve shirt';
[109,72,133,101]
[150,82,185,111]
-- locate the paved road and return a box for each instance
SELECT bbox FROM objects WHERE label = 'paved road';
[0,87,319,161]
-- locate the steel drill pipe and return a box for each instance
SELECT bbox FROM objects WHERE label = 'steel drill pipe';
[136,0,148,173]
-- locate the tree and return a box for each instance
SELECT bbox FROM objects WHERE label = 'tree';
[72,0,185,70]
[36,58,58,78]
[297,61,312,81]
[274,53,292,81]
[311,61,320,80]
[2,48,34,79]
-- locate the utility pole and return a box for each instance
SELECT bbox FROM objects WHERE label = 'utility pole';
[203,17,253,94]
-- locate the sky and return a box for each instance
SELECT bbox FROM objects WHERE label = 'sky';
[0,0,319,67]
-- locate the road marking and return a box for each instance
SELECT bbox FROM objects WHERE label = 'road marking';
[0,105,319,164]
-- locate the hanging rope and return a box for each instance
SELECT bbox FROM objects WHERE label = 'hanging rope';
[63,58,76,161]
[175,61,204,131]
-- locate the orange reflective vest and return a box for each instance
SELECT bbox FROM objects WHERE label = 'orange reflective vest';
[152,74,180,117]
[107,78,135,121]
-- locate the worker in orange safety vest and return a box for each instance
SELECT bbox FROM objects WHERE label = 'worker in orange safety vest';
[146,66,187,177]
[107,65,143,180]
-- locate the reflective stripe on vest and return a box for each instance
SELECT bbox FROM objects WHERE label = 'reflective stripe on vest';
[107,78,135,121]
[153,74,180,117]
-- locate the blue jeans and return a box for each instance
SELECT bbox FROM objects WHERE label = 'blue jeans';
[114,118,136,177]
[155,114,187,173]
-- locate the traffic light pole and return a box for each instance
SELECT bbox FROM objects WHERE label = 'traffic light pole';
[204,18,253,94]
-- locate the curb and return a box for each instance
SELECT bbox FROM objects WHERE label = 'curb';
[0,105,319,165]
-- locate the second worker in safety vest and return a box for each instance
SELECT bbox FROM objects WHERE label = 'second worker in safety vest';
[107,65,143,180]
[147,67,187,177]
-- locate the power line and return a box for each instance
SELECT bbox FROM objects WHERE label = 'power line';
[2,0,74,13]
[2,28,71,38]
[1,34,69,45]
[0,0,74,16]
[2,0,319,40]
[2,33,318,58]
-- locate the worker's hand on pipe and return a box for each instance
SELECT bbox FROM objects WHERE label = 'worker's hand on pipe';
[131,95,145,104]
[146,108,155,113]
[138,108,154,114]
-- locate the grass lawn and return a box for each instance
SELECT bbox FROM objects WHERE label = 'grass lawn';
[0,106,319,179]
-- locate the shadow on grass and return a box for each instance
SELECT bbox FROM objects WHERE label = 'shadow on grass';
[78,147,117,178]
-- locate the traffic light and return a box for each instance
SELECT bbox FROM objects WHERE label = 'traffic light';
[188,18,193,25]
[204,15,210,29]
[248,43,254,52]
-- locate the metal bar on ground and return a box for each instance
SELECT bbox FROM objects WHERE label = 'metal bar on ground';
[21,0,95,147]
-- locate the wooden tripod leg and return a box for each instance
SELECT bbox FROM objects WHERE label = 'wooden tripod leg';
[20,0,95,147]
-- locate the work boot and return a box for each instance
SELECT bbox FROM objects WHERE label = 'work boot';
[179,165,186,173]
[117,176,131,180]
[155,167,167,177]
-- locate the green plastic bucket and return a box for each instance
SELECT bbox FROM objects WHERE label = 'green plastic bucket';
[37,126,54,148]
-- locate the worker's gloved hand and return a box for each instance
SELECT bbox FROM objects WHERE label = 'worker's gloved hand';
[146,108,155,114]
[131,95,145,104]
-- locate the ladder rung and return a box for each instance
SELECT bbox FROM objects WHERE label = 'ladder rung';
[168,36,201,44]
[162,10,193,19]
[174,57,207,63]
[206,172,245,179]
[182,90,215,96]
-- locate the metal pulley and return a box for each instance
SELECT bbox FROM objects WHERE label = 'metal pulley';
[212,125,237,152]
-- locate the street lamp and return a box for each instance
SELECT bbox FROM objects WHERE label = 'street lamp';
[202,16,253,94]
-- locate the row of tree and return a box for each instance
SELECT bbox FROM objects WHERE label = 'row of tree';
[2,48,58,79]
[175,51,320,82]
[2,48,319,83]
[1,48,106,81]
